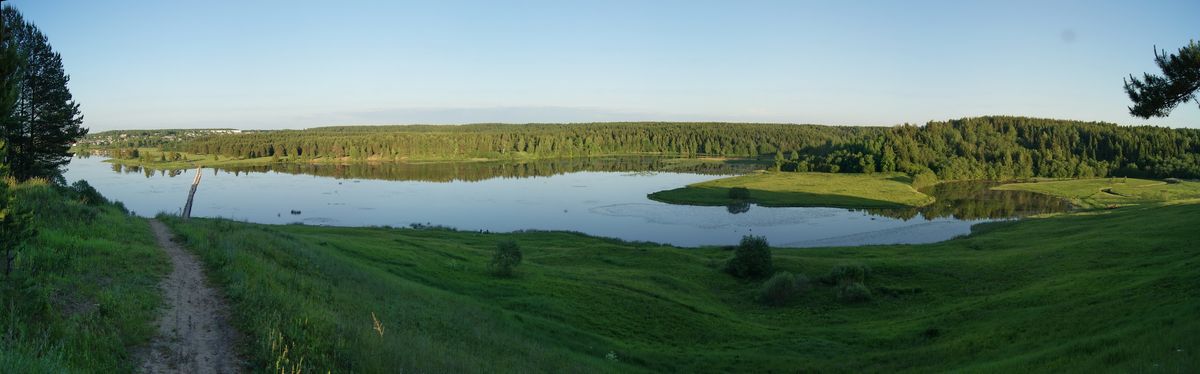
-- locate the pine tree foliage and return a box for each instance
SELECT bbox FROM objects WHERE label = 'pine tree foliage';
[1124,40,1200,119]
[1,6,87,181]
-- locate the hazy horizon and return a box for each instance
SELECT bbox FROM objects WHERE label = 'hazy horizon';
[13,0,1200,131]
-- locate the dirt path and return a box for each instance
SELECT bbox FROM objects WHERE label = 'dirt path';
[140,220,241,374]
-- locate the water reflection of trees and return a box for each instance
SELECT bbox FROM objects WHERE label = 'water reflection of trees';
[862,181,1071,220]
[726,201,751,214]
[114,157,762,183]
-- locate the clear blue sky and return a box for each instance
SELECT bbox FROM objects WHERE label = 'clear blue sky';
[11,0,1200,130]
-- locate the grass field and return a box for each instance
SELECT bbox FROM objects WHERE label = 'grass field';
[160,200,1199,373]
[994,177,1200,208]
[0,182,168,373]
[648,171,936,208]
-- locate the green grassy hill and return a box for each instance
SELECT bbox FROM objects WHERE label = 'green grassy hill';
[0,182,167,373]
[159,201,1199,373]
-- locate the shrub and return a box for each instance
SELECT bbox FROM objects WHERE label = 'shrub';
[727,187,750,200]
[827,263,871,286]
[724,235,772,278]
[489,240,523,277]
[758,271,810,306]
[911,170,939,190]
[69,180,108,206]
[837,282,872,303]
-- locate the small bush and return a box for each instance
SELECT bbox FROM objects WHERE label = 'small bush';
[827,263,871,286]
[727,187,751,200]
[489,240,523,277]
[724,235,772,279]
[837,282,873,303]
[758,271,810,306]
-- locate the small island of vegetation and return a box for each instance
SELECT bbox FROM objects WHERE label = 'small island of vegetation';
[648,171,936,209]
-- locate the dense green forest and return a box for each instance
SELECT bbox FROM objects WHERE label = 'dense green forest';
[169,122,873,161]
[151,116,1200,179]
[790,116,1200,180]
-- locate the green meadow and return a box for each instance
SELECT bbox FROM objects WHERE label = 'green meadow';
[1,172,1197,372]
[156,198,1198,373]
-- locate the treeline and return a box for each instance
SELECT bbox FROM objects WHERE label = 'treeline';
[167,117,1200,179]
[781,116,1200,179]
[175,122,875,161]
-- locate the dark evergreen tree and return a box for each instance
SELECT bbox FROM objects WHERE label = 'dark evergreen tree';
[1124,40,1200,118]
[2,6,86,181]
[0,4,19,177]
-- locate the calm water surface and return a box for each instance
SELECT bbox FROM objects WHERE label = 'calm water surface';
[64,156,1067,248]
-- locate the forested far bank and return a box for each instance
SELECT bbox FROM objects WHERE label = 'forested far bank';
[86,116,1200,180]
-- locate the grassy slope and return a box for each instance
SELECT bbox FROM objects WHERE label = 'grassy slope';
[162,202,1198,373]
[994,177,1200,209]
[649,171,936,208]
[0,183,168,373]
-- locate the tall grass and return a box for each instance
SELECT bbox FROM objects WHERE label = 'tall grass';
[0,182,168,373]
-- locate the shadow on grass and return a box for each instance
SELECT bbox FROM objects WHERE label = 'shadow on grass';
[886,175,914,185]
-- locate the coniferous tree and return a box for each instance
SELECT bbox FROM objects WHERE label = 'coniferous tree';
[0,4,18,177]
[1124,40,1200,118]
[1,6,87,181]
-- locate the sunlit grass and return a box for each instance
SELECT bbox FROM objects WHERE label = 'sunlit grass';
[993,177,1200,208]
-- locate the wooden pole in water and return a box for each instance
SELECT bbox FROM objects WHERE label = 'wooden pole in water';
[182,166,202,220]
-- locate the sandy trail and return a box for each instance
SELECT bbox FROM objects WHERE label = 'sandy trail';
[139,219,241,373]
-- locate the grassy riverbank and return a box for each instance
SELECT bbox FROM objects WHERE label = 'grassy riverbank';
[648,171,936,208]
[160,201,1198,373]
[0,182,168,372]
[993,177,1200,208]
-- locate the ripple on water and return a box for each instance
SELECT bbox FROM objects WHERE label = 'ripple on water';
[588,203,842,229]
